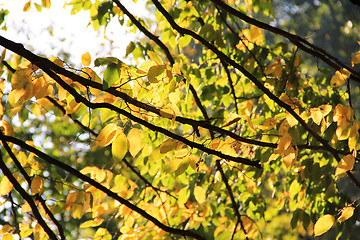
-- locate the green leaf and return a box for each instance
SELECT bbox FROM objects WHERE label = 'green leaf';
[103,63,120,89]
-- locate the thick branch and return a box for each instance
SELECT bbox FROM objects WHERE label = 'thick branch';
[0,135,206,240]
[1,139,65,240]
[148,0,360,188]
[210,0,360,83]
[0,149,58,240]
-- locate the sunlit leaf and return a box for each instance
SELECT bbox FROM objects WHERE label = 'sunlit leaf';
[127,128,143,157]
[80,218,104,228]
[194,186,206,204]
[0,176,13,196]
[23,1,31,12]
[338,207,354,223]
[314,214,334,236]
[96,123,120,147]
[94,228,112,240]
[335,154,355,176]
[112,133,128,162]
[310,108,322,125]
[103,63,120,89]
[352,51,360,66]
[31,176,44,195]
[0,225,13,234]
[81,52,91,66]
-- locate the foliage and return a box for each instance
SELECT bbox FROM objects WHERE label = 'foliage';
[0,0,360,239]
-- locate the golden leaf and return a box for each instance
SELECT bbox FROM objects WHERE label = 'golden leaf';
[330,69,349,87]
[335,154,355,176]
[96,123,120,147]
[0,225,13,234]
[223,113,242,127]
[348,120,359,152]
[31,176,44,195]
[160,138,178,154]
[319,104,332,116]
[127,128,143,157]
[310,108,323,125]
[314,214,334,236]
[112,133,128,162]
[0,176,13,196]
[352,51,360,66]
[81,52,91,66]
[277,133,292,153]
[194,186,206,204]
[338,207,354,223]
[286,109,299,127]
[23,1,31,11]
[136,61,157,74]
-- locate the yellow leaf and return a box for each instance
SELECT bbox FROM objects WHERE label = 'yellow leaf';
[160,107,176,119]
[286,108,299,127]
[127,128,143,157]
[349,120,359,152]
[223,113,242,127]
[310,108,322,125]
[338,207,354,223]
[283,147,297,168]
[112,133,128,162]
[2,233,14,240]
[148,51,163,65]
[23,1,31,11]
[81,52,91,66]
[11,68,33,89]
[42,0,51,9]
[294,54,301,67]
[96,123,120,147]
[159,138,178,154]
[136,61,157,74]
[0,176,13,196]
[335,154,355,176]
[66,98,82,115]
[277,133,292,153]
[21,201,32,212]
[31,176,44,195]
[148,65,165,83]
[194,186,206,204]
[319,104,332,116]
[256,117,277,131]
[352,51,360,66]
[314,214,334,236]
[0,225,13,234]
[80,218,104,228]
[330,70,349,87]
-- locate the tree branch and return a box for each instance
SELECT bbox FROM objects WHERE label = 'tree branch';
[0,148,58,240]
[0,134,207,240]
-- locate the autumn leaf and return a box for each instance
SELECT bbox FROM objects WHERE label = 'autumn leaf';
[81,52,91,66]
[352,51,360,66]
[335,154,355,176]
[338,207,354,223]
[0,176,13,196]
[330,69,351,87]
[31,176,44,195]
[96,123,120,147]
[194,186,206,204]
[112,133,128,162]
[127,128,143,157]
[160,138,178,154]
[314,214,335,236]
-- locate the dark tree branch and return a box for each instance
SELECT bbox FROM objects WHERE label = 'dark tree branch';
[210,0,360,83]
[112,0,214,138]
[0,134,207,240]
[1,139,65,240]
[0,149,58,240]
[148,0,360,188]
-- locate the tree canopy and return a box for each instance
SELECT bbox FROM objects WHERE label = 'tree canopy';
[0,0,360,239]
